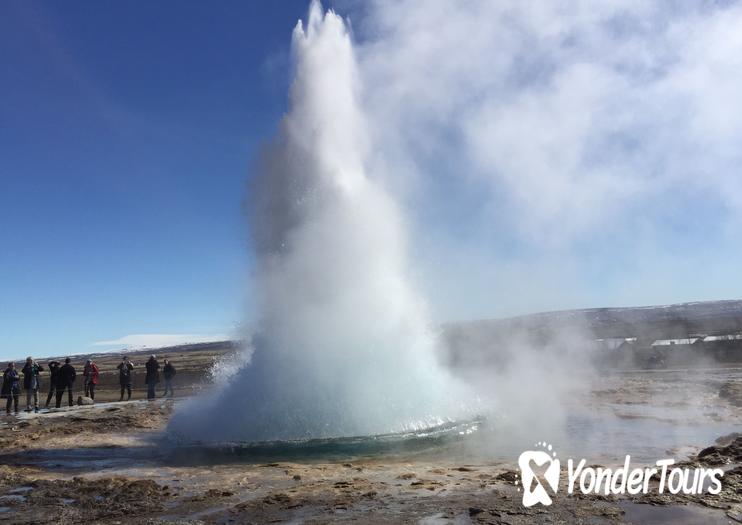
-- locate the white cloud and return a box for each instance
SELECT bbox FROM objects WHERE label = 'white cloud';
[91,333,231,350]
[356,0,742,241]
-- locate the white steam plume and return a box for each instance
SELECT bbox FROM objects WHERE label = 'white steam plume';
[169,2,470,442]
[355,0,742,318]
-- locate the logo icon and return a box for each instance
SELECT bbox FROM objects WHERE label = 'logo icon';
[517,442,560,507]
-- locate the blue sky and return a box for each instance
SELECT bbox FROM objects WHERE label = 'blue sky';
[0,1,313,359]
[3,1,742,362]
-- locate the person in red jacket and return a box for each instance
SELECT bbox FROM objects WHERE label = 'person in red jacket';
[83,359,100,401]
[83,360,92,398]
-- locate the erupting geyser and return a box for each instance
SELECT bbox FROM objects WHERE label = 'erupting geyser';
[169,2,470,442]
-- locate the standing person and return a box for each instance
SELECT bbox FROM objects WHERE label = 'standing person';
[85,360,99,401]
[55,358,76,408]
[21,357,44,413]
[83,359,93,398]
[162,359,176,397]
[45,361,60,408]
[117,356,134,401]
[2,363,20,415]
[145,355,159,400]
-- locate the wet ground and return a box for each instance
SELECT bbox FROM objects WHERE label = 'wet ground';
[0,367,740,523]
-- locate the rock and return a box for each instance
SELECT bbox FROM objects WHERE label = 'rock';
[697,437,742,465]
[293,475,301,481]
[77,396,94,406]
[716,432,742,446]
[409,479,442,490]
[203,489,234,498]
[496,470,518,483]
[263,493,291,505]
[469,507,485,516]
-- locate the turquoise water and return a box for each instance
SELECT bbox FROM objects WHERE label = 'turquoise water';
[163,417,484,464]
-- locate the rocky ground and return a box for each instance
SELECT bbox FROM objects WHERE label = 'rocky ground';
[1,427,741,524]
[0,367,740,523]
[0,401,171,452]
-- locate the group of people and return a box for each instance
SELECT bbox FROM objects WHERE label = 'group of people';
[114,355,177,401]
[1,355,177,415]
[46,357,78,408]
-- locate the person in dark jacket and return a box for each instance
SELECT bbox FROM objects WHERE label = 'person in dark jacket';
[2,363,21,415]
[55,358,76,408]
[45,361,60,408]
[21,357,44,413]
[162,359,176,397]
[145,355,159,400]
[117,356,134,401]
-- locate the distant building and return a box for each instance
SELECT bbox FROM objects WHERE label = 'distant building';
[590,337,638,368]
[650,337,705,366]
[615,338,638,352]
[588,337,637,351]
[651,338,702,347]
[703,334,742,362]
[703,334,742,342]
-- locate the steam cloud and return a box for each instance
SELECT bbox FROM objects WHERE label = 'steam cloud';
[169,2,470,442]
[356,0,742,319]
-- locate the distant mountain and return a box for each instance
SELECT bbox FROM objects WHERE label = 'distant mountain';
[31,301,742,365]
[443,300,742,347]
[40,340,239,363]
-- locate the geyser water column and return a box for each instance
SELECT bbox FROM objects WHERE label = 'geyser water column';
[168,2,470,442]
